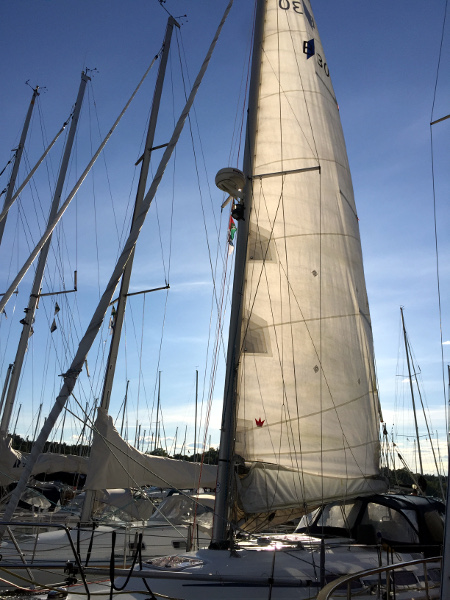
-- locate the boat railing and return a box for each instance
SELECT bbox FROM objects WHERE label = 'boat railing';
[316,554,442,600]
[0,521,92,596]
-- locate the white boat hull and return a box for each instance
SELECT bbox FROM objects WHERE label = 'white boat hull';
[101,540,441,600]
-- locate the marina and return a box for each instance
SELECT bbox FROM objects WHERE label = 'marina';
[1,1,449,598]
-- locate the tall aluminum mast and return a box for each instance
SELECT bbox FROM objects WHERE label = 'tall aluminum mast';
[99,16,178,415]
[211,0,265,548]
[80,16,178,523]
[400,306,424,478]
[0,86,39,246]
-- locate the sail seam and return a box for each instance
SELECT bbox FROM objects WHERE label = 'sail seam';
[246,442,380,462]
[251,232,361,242]
[244,390,374,430]
[242,311,371,332]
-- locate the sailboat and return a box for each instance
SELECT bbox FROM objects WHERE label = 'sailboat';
[55,0,443,598]
[0,0,444,597]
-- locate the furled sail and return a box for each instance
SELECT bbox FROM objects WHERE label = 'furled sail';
[0,435,88,486]
[0,436,26,486]
[33,452,88,476]
[234,0,386,515]
[85,408,217,490]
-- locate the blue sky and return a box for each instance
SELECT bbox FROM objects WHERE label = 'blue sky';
[0,1,449,476]
[315,2,450,475]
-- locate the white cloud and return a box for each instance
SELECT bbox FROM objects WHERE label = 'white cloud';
[170,280,212,293]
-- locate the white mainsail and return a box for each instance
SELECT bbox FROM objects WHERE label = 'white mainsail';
[233,0,386,514]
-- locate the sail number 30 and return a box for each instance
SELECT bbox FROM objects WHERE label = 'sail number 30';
[278,0,303,13]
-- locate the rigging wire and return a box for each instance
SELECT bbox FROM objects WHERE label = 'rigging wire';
[0,51,162,316]
[176,30,232,452]
[36,98,100,439]
[164,40,177,282]
[87,88,102,301]
[402,317,445,491]
[148,290,170,447]
[135,26,181,453]
[89,84,123,247]
[0,212,21,373]
[233,11,254,169]
[0,153,16,181]
[177,30,242,461]
[429,0,449,438]
[137,296,146,431]
[119,43,177,444]
[277,8,305,508]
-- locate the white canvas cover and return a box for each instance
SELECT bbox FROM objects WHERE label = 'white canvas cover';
[85,408,217,490]
[33,452,88,476]
[234,0,386,514]
[0,436,25,486]
[0,435,88,486]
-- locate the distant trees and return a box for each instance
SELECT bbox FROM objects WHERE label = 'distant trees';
[382,467,446,500]
[10,434,219,465]
[11,433,90,457]
[165,447,219,465]
[149,447,168,457]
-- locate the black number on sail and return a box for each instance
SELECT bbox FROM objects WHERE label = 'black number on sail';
[278,0,303,13]
[317,53,330,77]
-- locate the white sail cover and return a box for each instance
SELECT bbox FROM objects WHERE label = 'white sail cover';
[0,435,88,486]
[0,436,25,486]
[234,0,386,514]
[85,408,217,490]
[33,452,89,475]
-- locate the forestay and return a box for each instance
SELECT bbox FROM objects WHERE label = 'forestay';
[234,0,386,514]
